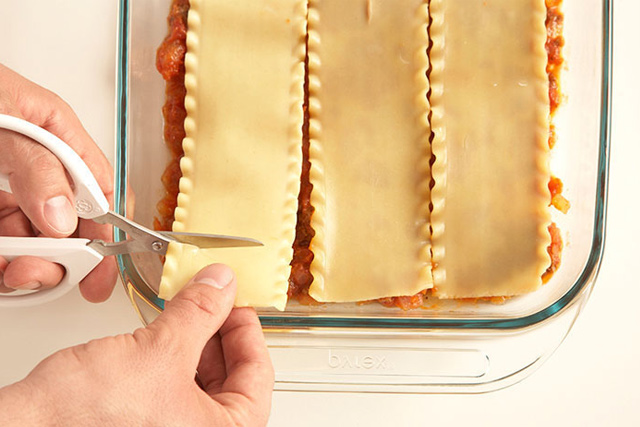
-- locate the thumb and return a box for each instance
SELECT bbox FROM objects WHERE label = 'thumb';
[148,264,237,359]
[0,117,77,237]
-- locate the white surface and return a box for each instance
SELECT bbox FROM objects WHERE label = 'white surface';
[0,1,638,426]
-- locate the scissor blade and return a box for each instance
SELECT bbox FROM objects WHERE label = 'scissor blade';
[159,231,263,248]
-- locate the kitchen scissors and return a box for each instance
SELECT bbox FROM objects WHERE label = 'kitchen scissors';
[0,114,260,308]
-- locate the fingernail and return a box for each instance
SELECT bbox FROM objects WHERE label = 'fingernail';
[17,281,42,291]
[188,265,234,290]
[44,196,77,234]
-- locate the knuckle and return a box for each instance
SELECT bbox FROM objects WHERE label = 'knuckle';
[135,325,173,355]
[255,360,276,385]
[28,148,64,175]
[52,345,88,372]
[10,136,59,170]
[177,287,222,320]
[227,399,266,427]
[15,148,68,193]
[0,90,19,116]
[47,91,66,107]
[38,88,71,115]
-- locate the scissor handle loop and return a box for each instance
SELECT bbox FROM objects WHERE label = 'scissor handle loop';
[0,237,104,307]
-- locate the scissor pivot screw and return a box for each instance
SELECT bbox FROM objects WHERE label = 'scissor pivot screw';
[151,241,164,252]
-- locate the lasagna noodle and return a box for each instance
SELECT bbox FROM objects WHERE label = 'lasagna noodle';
[429,0,551,298]
[307,0,432,302]
[159,0,307,310]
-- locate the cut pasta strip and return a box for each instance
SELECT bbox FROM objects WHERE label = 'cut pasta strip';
[430,0,551,298]
[159,0,307,310]
[307,0,432,302]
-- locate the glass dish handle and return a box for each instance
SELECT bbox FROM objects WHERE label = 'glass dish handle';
[265,298,587,393]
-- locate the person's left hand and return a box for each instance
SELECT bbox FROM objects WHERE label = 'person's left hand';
[0,264,275,426]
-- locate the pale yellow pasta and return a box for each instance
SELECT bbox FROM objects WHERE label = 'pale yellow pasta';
[307,0,432,302]
[159,0,307,310]
[429,0,551,298]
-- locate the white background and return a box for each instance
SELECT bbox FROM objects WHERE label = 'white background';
[0,1,638,425]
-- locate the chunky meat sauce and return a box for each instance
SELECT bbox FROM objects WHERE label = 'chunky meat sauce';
[155,0,189,232]
[544,0,566,282]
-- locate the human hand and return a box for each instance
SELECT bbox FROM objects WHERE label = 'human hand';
[0,264,275,426]
[0,64,117,302]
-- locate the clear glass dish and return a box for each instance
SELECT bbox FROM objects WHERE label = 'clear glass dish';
[114,0,612,392]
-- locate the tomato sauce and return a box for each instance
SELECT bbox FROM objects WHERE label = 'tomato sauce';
[546,0,564,116]
[543,223,563,283]
[287,47,317,301]
[154,0,189,232]
[544,2,565,280]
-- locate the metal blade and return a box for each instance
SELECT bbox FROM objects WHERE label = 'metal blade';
[92,211,174,256]
[159,231,263,248]
[92,211,262,255]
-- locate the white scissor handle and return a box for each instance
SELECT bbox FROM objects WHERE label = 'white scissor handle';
[0,114,109,219]
[0,238,103,308]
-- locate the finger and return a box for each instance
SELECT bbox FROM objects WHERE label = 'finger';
[38,109,117,302]
[37,103,114,199]
[0,205,36,237]
[0,121,77,238]
[78,256,118,303]
[2,65,114,236]
[0,82,75,237]
[3,66,114,203]
[0,257,13,293]
[77,204,117,302]
[2,256,65,291]
[213,307,274,424]
[146,264,237,367]
[197,334,226,394]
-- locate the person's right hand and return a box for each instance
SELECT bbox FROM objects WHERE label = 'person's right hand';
[0,263,275,426]
[0,64,117,302]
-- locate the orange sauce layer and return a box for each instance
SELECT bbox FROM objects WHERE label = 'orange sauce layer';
[155,0,189,232]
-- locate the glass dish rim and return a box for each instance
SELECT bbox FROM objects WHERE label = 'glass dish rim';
[113,0,613,330]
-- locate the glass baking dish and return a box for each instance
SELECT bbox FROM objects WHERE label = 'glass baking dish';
[114,0,612,392]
